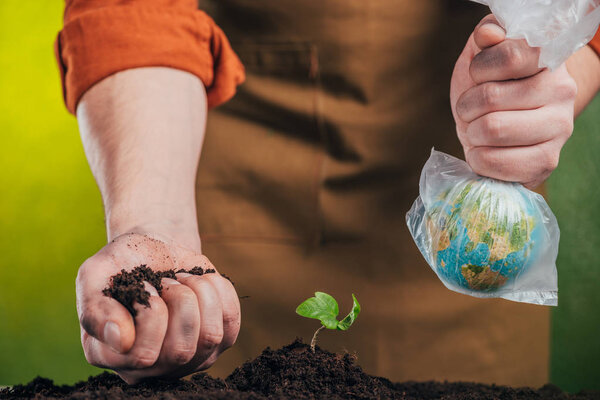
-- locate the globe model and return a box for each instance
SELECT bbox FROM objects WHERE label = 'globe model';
[425,178,539,292]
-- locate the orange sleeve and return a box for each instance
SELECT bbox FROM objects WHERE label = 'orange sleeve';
[54,0,245,114]
[588,26,600,56]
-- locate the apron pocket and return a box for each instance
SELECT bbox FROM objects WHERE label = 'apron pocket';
[196,41,325,246]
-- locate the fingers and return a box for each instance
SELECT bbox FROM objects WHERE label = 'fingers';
[473,16,505,50]
[459,103,572,187]
[129,272,238,380]
[207,273,241,351]
[76,257,136,353]
[465,139,564,188]
[169,252,240,355]
[155,279,200,366]
[461,106,573,148]
[453,25,576,187]
[114,278,202,383]
[456,69,577,123]
[175,273,224,370]
[470,38,542,84]
[79,240,240,383]
[470,15,538,83]
[82,282,169,374]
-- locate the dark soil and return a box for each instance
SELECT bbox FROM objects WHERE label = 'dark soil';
[102,265,216,316]
[2,340,599,400]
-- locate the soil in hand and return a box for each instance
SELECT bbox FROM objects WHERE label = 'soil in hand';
[2,340,599,400]
[102,264,216,316]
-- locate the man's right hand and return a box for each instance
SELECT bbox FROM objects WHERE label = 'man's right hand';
[75,67,229,382]
[76,233,241,384]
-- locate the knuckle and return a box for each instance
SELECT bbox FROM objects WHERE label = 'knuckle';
[481,83,501,108]
[167,346,196,365]
[75,265,87,287]
[78,305,98,336]
[83,345,108,369]
[469,57,482,82]
[503,44,524,70]
[456,92,475,121]
[146,295,168,313]
[558,116,574,138]
[175,286,198,305]
[83,350,98,367]
[543,150,560,173]
[199,327,224,350]
[131,349,160,369]
[457,127,470,148]
[481,114,503,142]
[466,151,484,175]
[179,274,203,286]
[223,308,241,327]
[556,77,577,100]
[455,97,468,120]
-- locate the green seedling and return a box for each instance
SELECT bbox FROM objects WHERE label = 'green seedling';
[296,292,361,351]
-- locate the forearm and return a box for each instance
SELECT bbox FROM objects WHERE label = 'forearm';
[76,67,207,252]
[567,45,600,116]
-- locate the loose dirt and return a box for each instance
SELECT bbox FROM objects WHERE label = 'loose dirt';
[102,264,216,316]
[2,340,599,399]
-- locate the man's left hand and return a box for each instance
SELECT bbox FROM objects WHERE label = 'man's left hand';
[450,15,577,189]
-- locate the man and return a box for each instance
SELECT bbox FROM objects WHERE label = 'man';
[56,0,600,385]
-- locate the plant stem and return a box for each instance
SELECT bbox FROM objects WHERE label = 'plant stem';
[310,325,325,352]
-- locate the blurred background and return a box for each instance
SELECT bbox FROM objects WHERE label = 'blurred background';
[0,0,599,393]
[0,1,105,385]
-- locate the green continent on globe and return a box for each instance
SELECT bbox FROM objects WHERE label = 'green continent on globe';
[428,180,536,291]
[461,264,508,290]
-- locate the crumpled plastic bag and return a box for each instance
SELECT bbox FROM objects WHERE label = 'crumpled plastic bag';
[472,0,600,69]
[406,150,559,306]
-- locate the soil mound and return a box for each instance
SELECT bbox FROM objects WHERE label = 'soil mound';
[2,340,599,399]
[226,340,396,399]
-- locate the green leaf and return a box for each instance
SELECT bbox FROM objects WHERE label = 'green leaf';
[295,292,339,329]
[296,292,361,332]
[337,294,361,331]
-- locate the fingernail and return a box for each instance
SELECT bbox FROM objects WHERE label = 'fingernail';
[481,21,505,34]
[143,282,160,296]
[104,321,121,352]
[175,272,193,279]
[162,278,181,286]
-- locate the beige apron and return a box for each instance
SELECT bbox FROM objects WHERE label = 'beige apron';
[195,0,549,386]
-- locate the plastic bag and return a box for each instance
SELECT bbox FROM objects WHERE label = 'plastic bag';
[472,0,600,69]
[406,150,559,306]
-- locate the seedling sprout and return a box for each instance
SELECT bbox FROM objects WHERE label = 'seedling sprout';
[296,292,361,351]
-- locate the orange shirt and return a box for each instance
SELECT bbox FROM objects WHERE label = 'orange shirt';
[55,0,600,114]
[589,27,600,57]
[55,0,245,113]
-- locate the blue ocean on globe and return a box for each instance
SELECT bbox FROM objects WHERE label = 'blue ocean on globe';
[426,178,543,292]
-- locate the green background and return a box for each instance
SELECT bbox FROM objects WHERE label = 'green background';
[0,0,599,392]
[548,95,600,393]
[0,1,105,385]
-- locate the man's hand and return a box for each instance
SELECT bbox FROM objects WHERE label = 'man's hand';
[75,67,234,382]
[450,15,578,189]
[77,233,240,384]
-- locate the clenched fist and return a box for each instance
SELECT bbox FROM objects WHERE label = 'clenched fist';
[450,15,577,188]
[76,233,240,384]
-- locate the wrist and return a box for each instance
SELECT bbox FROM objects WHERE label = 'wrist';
[567,45,600,116]
[106,204,201,252]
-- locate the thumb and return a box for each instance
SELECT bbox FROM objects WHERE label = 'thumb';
[76,260,136,353]
[474,15,506,50]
